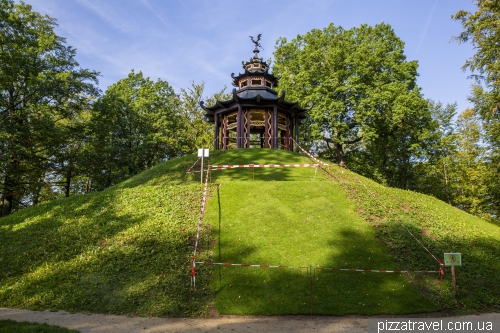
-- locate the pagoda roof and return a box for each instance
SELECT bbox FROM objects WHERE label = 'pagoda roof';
[230,68,280,87]
[200,86,312,124]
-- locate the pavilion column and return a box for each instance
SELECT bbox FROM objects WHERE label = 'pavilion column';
[273,106,278,149]
[295,115,300,153]
[237,106,243,148]
[222,114,228,150]
[214,114,219,150]
[285,116,291,151]
[246,109,251,148]
[264,110,270,148]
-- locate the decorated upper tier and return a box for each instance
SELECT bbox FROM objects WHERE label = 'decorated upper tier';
[230,34,281,89]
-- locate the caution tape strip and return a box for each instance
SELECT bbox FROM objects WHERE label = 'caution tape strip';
[209,163,322,170]
[186,157,201,174]
[191,168,210,290]
[400,222,443,266]
[291,137,329,167]
[195,262,441,274]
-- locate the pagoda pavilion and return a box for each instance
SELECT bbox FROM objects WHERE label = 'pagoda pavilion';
[200,35,312,151]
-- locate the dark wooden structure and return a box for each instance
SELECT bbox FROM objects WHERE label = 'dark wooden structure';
[200,36,311,151]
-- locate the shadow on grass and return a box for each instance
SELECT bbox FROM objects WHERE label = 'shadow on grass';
[206,182,439,315]
[339,173,500,312]
[0,182,212,317]
[377,219,500,310]
[208,226,439,315]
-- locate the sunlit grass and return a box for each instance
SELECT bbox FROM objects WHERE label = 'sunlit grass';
[337,169,500,310]
[0,156,214,317]
[204,181,437,315]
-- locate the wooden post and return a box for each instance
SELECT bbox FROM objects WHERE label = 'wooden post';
[214,115,219,150]
[273,106,278,149]
[200,155,204,186]
[451,266,458,306]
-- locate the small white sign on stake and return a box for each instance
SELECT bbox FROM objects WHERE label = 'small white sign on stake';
[198,148,209,184]
[198,148,209,157]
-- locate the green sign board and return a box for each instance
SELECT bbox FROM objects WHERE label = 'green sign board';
[444,253,462,266]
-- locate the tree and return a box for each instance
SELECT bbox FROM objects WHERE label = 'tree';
[453,0,500,109]
[273,23,431,187]
[0,0,99,216]
[412,101,459,204]
[86,70,180,190]
[176,82,215,154]
[453,1,500,221]
[454,108,489,217]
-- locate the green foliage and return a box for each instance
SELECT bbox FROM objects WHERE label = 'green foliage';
[412,101,459,204]
[86,70,181,190]
[0,320,78,333]
[273,23,429,170]
[0,0,99,216]
[453,0,500,221]
[175,82,229,154]
[453,0,500,94]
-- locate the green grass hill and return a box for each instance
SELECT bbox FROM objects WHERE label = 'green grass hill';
[1,148,499,317]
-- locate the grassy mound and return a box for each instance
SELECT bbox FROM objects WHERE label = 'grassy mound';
[0,148,499,316]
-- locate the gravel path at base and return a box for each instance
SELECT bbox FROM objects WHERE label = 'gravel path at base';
[1,308,499,333]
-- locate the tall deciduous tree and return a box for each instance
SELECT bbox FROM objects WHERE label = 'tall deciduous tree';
[453,0,500,221]
[412,101,459,204]
[273,23,430,187]
[176,82,215,153]
[454,108,489,217]
[0,0,99,216]
[86,70,180,190]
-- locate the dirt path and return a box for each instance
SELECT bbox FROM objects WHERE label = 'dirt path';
[1,308,499,333]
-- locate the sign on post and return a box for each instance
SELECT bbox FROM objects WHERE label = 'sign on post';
[444,253,462,266]
[444,252,462,306]
[198,149,209,185]
[197,149,209,158]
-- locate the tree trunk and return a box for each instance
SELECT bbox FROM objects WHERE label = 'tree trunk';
[443,160,451,205]
[323,136,344,164]
[1,175,14,217]
[65,169,72,197]
[335,141,344,164]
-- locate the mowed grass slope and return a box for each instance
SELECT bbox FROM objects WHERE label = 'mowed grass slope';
[0,148,499,316]
[0,155,214,316]
[337,170,500,310]
[205,181,437,315]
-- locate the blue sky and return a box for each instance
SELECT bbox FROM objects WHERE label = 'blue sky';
[25,0,477,112]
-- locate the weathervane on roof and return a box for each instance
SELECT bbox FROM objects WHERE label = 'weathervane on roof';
[249,34,263,51]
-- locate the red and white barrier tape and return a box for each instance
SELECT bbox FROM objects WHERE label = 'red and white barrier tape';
[191,168,210,290]
[400,223,443,266]
[291,137,329,167]
[186,157,201,174]
[195,261,441,274]
[209,163,322,170]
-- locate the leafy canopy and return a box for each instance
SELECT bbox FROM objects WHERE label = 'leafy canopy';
[273,23,428,163]
[0,0,99,215]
